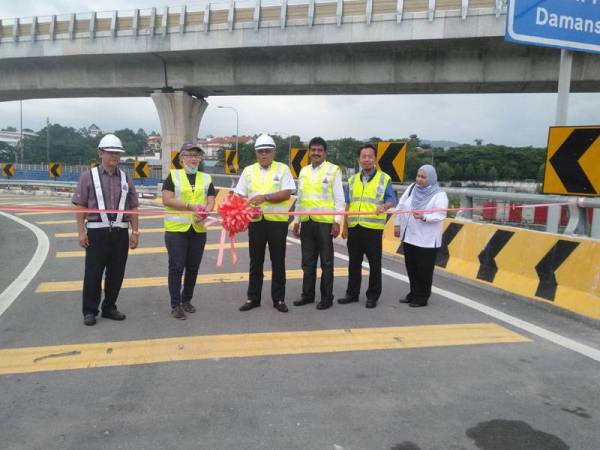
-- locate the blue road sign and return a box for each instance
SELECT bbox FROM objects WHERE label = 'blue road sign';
[506,0,600,54]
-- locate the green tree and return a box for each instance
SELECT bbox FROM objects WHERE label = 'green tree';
[488,166,498,180]
[437,162,454,181]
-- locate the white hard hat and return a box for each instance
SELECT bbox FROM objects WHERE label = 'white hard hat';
[254,134,276,151]
[98,134,125,153]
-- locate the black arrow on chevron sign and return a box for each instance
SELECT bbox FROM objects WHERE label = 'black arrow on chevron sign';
[378,142,406,183]
[135,162,148,178]
[2,164,14,177]
[50,164,61,177]
[291,149,307,177]
[226,150,237,174]
[549,128,600,195]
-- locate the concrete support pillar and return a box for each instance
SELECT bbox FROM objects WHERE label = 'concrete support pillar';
[151,91,208,177]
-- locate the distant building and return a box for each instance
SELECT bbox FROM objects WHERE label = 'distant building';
[87,124,102,138]
[146,134,161,154]
[201,135,254,158]
[0,129,37,146]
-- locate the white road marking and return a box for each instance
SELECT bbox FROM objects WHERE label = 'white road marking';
[0,212,50,317]
[287,236,600,363]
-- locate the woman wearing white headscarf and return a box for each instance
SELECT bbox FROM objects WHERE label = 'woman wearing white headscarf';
[394,165,448,307]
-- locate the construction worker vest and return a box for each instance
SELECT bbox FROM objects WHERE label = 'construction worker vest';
[164,169,212,233]
[86,166,129,229]
[297,161,339,223]
[244,162,290,222]
[347,170,391,230]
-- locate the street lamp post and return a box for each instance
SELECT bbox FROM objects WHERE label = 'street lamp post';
[217,106,239,155]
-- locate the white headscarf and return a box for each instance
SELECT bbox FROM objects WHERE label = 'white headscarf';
[411,165,441,210]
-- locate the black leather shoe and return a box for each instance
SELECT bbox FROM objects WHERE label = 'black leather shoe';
[399,298,411,304]
[316,300,332,310]
[101,309,126,320]
[409,303,427,308]
[365,299,378,309]
[239,301,260,311]
[83,314,96,326]
[293,298,314,307]
[337,296,359,304]
[274,301,288,313]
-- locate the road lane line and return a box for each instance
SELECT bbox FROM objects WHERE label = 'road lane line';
[0,323,529,376]
[0,212,49,317]
[55,226,222,237]
[35,267,365,293]
[287,237,600,364]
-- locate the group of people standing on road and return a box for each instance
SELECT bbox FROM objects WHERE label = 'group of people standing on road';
[73,133,448,325]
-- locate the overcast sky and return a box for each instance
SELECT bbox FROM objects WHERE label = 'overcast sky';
[1,0,598,147]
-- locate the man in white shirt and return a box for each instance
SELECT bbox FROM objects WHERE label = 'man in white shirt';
[292,137,345,310]
[234,134,296,313]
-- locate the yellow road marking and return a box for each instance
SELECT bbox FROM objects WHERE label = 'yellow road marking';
[55,226,222,237]
[36,268,364,293]
[37,215,165,225]
[0,323,529,376]
[55,242,289,258]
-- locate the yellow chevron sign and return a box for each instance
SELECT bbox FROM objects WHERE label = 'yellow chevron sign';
[543,126,600,196]
[170,150,182,170]
[1,163,15,177]
[376,141,407,183]
[289,147,308,178]
[49,162,62,178]
[134,161,149,178]
[225,149,238,175]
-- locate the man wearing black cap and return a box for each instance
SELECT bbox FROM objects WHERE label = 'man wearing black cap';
[162,142,216,320]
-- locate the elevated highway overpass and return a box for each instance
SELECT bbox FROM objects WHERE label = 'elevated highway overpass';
[1,0,599,172]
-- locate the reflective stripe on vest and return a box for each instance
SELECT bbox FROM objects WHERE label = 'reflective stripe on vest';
[164,170,211,233]
[246,162,289,222]
[298,161,338,223]
[87,166,129,229]
[347,170,390,230]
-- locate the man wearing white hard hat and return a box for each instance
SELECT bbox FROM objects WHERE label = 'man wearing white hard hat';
[72,134,140,326]
[234,134,296,313]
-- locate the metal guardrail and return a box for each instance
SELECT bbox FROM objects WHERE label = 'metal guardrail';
[0,0,505,43]
[2,177,598,239]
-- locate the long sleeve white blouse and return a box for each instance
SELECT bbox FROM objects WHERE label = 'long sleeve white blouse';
[394,184,449,248]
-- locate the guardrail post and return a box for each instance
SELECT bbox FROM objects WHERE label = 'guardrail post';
[31,16,38,42]
[204,3,210,32]
[461,0,469,19]
[89,12,96,39]
[546,204,560,234]
[49,15,56,40]
[458,193,473,220]
[13,18,20,42]
[180,5,187,34]
[150,8,157,35]
[228,0,235,31]
[254,0,260,31]
[308,0,315,27]
[591,208,600,239]
[162,7,169,35]
[564,204,589,236]
[396,0,404,23]
[69,14,76,39]
[132,9,139,36]
[495,0,503,17]
[280,0,287,29]
[428,0,435,21]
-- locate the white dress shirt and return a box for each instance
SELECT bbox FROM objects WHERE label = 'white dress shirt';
[294,160,346,224]
[394,184,449,248]
[234,162,296,198]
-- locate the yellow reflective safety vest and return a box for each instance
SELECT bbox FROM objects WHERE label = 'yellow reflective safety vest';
[297,161,340,223]
[244,162,290,222]
[347,169,391,230]
[164,169,212,233]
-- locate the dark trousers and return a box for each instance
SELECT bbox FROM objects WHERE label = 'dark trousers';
[300,219,335,302]
[346,225,383,301]
[403,242,438,305]
[165,229,207,308]
[82,228,129,316]
[247,219,288,304]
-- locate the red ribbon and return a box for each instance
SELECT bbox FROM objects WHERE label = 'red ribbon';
[216,194,260,268]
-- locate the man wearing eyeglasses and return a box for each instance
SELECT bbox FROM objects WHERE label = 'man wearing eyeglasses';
[234,134,296,313]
